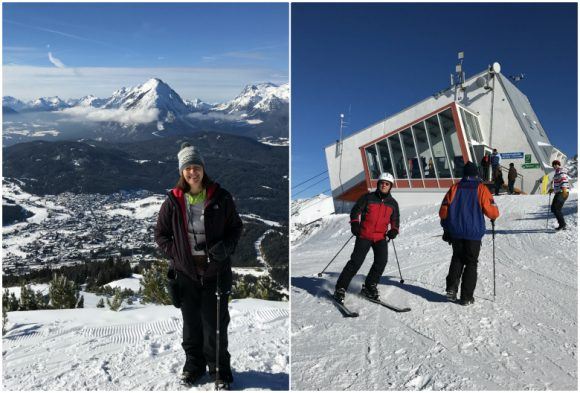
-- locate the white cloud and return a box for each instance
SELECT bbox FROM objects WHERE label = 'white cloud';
[48,52,66,68]
[60,106,159,124]
[3,65,288,102]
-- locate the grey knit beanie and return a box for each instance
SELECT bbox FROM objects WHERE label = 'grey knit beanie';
[178,142,205,173]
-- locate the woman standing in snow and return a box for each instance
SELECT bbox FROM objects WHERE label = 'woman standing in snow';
[155,142,243,389]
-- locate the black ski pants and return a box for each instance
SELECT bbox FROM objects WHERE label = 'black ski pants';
[446,239,482,301]
[551,192,567,227]
[335,237,389,292]
[177,271,233,381]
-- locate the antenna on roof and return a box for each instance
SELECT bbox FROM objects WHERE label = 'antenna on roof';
[509,73,525,83]
[452,51,466,89]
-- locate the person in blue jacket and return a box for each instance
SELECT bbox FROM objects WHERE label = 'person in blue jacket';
[439,162,500,306]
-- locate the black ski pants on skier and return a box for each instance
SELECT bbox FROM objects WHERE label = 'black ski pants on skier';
[335,237,389,291]
[551,192,567,228]
[177,271,233,381]
[446,239,482,300]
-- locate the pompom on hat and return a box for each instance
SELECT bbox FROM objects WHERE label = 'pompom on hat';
[178,142,205,173]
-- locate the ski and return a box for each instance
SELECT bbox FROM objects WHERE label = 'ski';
[359,296,411,313]
[329,294,359,318]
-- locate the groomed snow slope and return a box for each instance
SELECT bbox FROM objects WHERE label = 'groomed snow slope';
[291,193,577,390]
[3,299,289,390]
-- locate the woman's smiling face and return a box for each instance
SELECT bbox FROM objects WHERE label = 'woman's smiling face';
[182,164,204,189]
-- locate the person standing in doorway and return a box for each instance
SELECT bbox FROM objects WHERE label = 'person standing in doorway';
[333,172,400,303]
[507,163,518,194]
[480,152,491,181]
[549,160,570,231]
[491,148,501,174]
[493,167,504,196]
[440,161,500,305]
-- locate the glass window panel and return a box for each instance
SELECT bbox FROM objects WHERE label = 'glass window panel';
[425,115,452,178]
[412,122,437,179]
[376,139,394,176]
[388,134,407,179]
[401,128,421,179]
[439,109,464,178]
[364,144,381,179]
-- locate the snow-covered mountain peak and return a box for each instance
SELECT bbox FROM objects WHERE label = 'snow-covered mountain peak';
[29,96,69,110]
[214,82,289,116]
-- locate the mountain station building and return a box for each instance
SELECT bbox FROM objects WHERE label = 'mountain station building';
[324,62,567,209]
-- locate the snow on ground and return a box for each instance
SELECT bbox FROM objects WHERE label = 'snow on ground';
[291,192,577,390]
[103,195,165,220]
[240,213,282,228]
[106,274,143,292]
[3,299,289,390]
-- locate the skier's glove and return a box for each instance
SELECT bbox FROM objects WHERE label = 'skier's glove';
[209,239,234,262]
[442,231,452,244]
[548,188,554,194]
[386,229,398,240]
[350,222,360,237]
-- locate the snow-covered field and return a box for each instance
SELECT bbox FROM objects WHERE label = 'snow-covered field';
[291,192,577,390]
[3,299,289,390]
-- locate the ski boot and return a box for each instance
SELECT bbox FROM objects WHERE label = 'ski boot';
[215,380,231,390]
[333,287,346,304]
[458,297,475,306]
[555,224,567,231]
[180,369,206,386]
[445,290,457,301]
[360,284,380,301]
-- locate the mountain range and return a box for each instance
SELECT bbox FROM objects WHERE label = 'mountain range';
[3,79,289,141]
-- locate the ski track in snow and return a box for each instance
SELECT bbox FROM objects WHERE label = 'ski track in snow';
[291,194,577,390]
[3,301,289,390]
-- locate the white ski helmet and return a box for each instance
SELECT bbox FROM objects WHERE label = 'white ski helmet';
[377,172,395,185]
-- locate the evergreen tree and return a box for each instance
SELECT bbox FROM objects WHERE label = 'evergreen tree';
[49,274,80,309]
[2,304,7,336]
[96,298,105,308]
[106,288,123,311]
[139,261,171,305]
[9,292,19,312]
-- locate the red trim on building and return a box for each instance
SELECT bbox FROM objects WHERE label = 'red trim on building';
[336,180,369,202]
[360,103,456,150]
[450,103,470,162]
[357,102,472,193]
[423,179,439,188]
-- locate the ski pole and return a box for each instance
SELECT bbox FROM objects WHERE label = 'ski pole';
[492,220,496,300]
[546,192,551,229]
[215,272,223,390]
[317,235,354,277]
[391,239,405,284]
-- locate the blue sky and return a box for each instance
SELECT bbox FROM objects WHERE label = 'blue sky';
[292,3,578,199]
[3,3,288,101]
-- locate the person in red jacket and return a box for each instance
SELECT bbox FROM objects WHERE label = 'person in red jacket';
[155,142,243,388]
[333,172,400,303]
[439,161,499,306]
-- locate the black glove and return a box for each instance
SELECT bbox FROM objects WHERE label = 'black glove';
[209,240,233,262]
[386,229,398,240]
[548,188,554,195]
[442,231,452,244]
[351,222,360,237]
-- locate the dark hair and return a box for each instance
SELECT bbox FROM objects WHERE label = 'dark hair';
[176,172,212,192]
[552,160,561,167]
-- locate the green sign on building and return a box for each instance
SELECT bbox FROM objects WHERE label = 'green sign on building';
[522,163,540,169]
[525,154,531,163]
